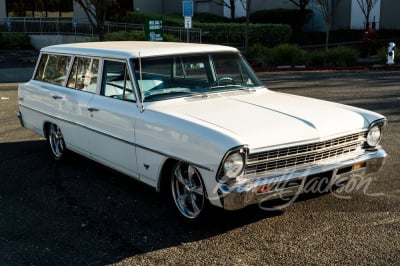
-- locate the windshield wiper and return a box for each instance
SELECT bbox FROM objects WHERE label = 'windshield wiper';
[209,84,243,90]
[144,88,203,101]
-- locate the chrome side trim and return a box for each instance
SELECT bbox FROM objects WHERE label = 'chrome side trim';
[19,104,214,172]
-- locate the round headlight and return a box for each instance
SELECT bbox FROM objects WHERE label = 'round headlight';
[223,152,244,178]
[367,125,382,147]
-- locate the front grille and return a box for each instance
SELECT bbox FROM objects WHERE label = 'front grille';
[245,131,367,177]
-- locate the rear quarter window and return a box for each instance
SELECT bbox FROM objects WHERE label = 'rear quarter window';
[34,53,72,86]
[67,56,99,93]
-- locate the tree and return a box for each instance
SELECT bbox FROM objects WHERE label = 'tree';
[212,0,252,52]
[356,0,379,29]
[74,0,111,41]
[213,0,248,21]
[316,0,342,50]
[214,0,236,21]
[288,0,310,10]
[243,0,251,53]
[288,0,311,30]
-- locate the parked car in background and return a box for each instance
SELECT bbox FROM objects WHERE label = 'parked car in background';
[18,41,387,220]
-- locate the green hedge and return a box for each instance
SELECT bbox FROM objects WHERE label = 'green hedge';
[124,11,225,26]
[105,30,179,42]
[191,12,227,23]
[123,11,292,47]
[377,46,400,64]
[0,32,31,49]
[248,44,306,67]
[123,11,181,27]
[198,23,292,47]
[324,46,358,67]
[248,44,358,67]
[106,31,145,41]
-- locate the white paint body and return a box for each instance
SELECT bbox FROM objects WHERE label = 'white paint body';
[18,41,387,211]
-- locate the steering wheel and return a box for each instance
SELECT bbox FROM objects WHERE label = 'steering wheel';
[211,77,235,87]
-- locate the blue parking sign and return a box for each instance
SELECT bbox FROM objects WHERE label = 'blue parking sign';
[182,1,193,17]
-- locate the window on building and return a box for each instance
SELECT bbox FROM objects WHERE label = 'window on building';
[6,0,74,17]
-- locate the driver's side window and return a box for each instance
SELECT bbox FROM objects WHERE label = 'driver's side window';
[101,60,136,102]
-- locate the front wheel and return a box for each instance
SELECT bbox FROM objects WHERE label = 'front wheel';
[171,162,208,220]
[47,123,66,161]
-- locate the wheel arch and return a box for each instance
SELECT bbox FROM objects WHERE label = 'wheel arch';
[156,158,209,199]
[157,158,178,194]
[43,121,52,138]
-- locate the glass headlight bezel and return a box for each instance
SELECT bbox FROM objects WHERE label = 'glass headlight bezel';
[367,125,381,147]
[217,146,247,183]
[366,119,387,149]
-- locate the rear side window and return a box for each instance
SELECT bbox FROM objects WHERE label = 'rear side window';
[67,57,99,93]
[34,53,71,86]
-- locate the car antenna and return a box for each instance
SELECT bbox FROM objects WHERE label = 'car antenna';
[139,52,144,112]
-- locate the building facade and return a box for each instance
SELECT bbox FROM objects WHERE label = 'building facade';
[1,0,400,30]
[133,0,400,31]
[1,0,74,17]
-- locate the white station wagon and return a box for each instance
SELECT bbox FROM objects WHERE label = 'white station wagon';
[18,41,387,220]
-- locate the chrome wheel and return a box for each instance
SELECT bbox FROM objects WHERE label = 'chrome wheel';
[48,124,65,160]
[171,162,205,219]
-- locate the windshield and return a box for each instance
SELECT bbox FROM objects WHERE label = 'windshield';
[131,52,262,102]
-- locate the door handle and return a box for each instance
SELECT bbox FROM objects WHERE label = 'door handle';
[52,95,63,100]
[88,107,99,112]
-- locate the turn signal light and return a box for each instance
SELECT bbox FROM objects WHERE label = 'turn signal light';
[352,162,366,170]
[257,184,275,194]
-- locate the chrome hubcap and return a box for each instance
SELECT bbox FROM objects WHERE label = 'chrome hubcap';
[49,124,65,158]
[171,162,205,219]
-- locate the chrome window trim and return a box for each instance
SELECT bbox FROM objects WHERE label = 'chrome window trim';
[369,118,388,129]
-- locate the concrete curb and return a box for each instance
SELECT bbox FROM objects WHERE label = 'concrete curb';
[0,83,19,90]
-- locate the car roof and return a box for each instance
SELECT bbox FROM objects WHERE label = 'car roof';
[41,41,239,59]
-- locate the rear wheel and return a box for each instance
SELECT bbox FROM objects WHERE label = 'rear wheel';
[171,161,208,220]
[47,123,66,161]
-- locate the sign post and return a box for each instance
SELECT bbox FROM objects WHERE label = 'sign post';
[72,17,78,34]
[184,16,192,29]
[182,1,193,43]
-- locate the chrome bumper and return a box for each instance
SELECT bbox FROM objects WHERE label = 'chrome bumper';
[218,149,387,210]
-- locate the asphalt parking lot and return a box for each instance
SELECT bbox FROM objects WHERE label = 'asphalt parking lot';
[0,70,399,265]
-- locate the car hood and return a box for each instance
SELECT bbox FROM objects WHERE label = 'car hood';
[155,90,368,150]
